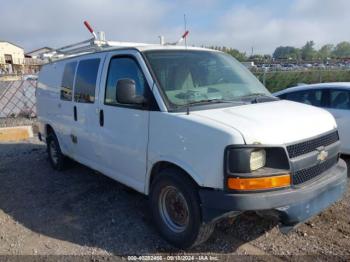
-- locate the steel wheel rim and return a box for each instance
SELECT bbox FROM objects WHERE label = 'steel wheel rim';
[159,185,190,233]
[49,140,59,165]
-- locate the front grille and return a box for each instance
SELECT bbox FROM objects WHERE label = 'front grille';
[292,156,338,185]
[287,131,339,158]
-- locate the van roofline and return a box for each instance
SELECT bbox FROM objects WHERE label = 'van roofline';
[41,45,220,65]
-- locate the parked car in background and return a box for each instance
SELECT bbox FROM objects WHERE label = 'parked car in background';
[274,83,350,155]
[303,63,313,69]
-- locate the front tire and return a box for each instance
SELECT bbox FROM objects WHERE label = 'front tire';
[150,168,215,249]
[47,132,66,171]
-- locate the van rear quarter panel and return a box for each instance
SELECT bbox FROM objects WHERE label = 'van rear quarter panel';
[37,61,71,154]
[146,111,244,193]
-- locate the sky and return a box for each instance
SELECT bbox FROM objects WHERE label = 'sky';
[1,0,350,54]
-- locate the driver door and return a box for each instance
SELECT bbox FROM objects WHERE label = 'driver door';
[95,51,151,192]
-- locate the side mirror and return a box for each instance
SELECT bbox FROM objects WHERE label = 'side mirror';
[116,79,146,105]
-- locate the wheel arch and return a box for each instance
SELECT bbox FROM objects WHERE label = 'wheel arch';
[146,160,202,195]
[45,124,55,137]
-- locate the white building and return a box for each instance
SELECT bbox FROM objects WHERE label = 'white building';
[0,41,25,74]
[25,47,52,74]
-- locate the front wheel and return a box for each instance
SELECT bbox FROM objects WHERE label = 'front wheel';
[47,132,66,171]
[149,168,215,249]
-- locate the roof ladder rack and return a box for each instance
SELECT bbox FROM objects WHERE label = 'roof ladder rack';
[42,21,148,60]
[41,20,190,61]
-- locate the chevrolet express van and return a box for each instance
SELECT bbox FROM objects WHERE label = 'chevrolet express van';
[37,44,348,248]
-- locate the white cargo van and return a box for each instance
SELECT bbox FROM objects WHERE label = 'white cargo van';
[37,38,348,248]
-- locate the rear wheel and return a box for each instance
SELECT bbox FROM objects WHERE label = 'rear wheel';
[47,132,66,171]
[150,168,215,248]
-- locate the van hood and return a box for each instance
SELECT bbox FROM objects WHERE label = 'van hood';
[192,100,337,145]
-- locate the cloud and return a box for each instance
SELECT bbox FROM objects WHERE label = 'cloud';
[1,0,350,54]
[0,0,172,50]
[200,0,350,54]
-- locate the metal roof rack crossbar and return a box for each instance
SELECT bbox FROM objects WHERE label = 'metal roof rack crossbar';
[41,20,190,61]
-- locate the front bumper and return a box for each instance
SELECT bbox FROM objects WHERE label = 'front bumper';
[199,159,348,228]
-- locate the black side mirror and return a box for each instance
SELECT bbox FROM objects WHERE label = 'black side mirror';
[116,79,146,105]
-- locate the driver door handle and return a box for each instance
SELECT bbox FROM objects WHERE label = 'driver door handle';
[99,109,104,127]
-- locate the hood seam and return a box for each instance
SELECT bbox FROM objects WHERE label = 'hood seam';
[192,113,247,144]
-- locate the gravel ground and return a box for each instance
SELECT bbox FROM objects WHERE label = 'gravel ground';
[0,137,349,259]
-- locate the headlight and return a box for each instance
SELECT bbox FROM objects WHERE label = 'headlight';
[225,146,291,191]
[225,146,289,173]
[250,149,266,171]
[226,147,266,173]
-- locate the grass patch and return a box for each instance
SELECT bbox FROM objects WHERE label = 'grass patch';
[253,70,350,93]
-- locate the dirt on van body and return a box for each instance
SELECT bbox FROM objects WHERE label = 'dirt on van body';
[0,137,349,259]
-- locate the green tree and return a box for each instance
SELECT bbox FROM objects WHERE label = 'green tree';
[332,41,350,58]
[301,41,317,60]
[273,46,300,60]
[209,46,247,61]
[263,54,272,61]
[249,54,264,61]
[226,48,247,61]
[318,44,334,60]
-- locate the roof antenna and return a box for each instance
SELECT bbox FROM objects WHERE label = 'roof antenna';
[166,15,189,46]
[183,14,191,115]
[184,14,188,47]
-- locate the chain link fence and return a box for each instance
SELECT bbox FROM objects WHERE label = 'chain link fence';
[0,80,37,120]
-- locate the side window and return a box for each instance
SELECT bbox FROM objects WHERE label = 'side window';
[60,61,77,101]
[278,94,287,99]
[285,91,307,103]
[329,90,350,110]
[285,90,322,107]
[105,57,147,105]
[74,58,100,103]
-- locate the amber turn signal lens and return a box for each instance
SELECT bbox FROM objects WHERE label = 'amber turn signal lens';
[227,174,291,190]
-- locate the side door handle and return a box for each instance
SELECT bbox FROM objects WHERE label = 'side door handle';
[73,106,77,121]
[99,109,104,127]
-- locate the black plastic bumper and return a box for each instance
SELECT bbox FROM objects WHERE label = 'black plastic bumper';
[199,159,348,227]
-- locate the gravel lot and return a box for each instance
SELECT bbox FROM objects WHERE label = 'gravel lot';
[0,137,349,258]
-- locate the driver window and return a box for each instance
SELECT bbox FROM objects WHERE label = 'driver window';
[105,56,147,105]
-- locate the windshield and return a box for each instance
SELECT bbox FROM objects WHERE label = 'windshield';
[144,50,271,109]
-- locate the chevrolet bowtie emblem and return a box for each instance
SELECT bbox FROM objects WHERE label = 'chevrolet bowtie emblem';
[317,149,329,162]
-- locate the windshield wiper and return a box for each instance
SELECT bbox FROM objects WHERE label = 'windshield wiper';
[190,99,235,104]
[236,93,279,103]
[237,93,270,99]
[174,98,244,113]
[179,99,240,108]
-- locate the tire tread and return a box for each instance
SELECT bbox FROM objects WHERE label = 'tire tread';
[47,132,66,171]
[150,167,215,248]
